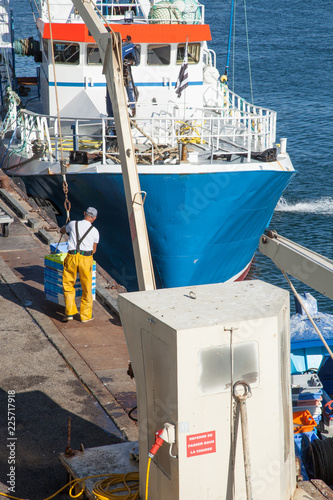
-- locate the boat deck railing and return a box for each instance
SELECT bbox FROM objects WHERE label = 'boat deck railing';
[5,98,277,166]
[206,83,276,139]
[40,0,205,24]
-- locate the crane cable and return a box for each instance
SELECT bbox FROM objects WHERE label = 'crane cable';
[230,0,253,103]
[28,0,39,29]
[54,0,117,224]
[46,0,71,223]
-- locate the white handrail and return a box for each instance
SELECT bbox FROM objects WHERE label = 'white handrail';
[40,0,204,24]
[14,99,276,164]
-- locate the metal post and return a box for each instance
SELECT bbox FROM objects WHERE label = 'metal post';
[71,120,79,151]
[233,381,253,500]
[247,117,251,162]
[102,117,106,164]
[54,119,58,161]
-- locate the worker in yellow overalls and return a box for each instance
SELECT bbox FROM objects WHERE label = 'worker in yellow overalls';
[60,207,99,323]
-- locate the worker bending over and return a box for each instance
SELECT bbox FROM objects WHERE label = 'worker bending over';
[60,207,99,322]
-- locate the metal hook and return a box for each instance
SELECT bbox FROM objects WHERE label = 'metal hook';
[232,380,252,401]
[133,191,147,206]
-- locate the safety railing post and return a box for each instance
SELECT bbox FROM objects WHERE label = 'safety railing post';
[247,117,251,162]
[71,119,79,151]
[102,117,106,164]
[54,118,58,161]
[42,117,52,158]
[152,116,154,165]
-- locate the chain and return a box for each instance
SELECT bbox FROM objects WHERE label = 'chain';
[62,175,71,224]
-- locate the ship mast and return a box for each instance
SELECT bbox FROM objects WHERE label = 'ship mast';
[225,0,235,80]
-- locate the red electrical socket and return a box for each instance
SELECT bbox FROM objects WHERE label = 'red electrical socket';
[148,429,164,458]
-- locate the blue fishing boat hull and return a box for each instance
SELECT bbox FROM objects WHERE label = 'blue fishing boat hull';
[22,168,294,290]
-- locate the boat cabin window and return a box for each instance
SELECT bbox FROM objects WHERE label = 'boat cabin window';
[177,43,200,64]
[147,44,170,65]
[87,44,102,65]
[53,42,80,65]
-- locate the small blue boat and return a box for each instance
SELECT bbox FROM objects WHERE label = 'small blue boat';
[290,293,333,374]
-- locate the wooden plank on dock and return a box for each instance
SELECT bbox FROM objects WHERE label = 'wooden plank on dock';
[0,188,29,219]
[295,480,333,499]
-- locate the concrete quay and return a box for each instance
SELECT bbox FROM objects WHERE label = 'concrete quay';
[0,177,328,500]
[0,178,137,500]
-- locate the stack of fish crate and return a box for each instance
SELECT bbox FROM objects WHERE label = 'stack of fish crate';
[292,373,323,426]
[44,244,96,306]
[292,373,323,480]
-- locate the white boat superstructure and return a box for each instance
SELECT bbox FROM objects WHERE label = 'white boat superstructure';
[0,0,281,171]
[36,0,210,119]
[0,0,295,292]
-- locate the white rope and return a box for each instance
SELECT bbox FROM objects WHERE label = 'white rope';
[46,0,71,222]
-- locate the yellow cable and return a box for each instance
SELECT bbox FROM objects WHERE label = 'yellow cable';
[145,457,152,500]
[0,450,154,500]
[0,473,139,500]
[92,472,139,500]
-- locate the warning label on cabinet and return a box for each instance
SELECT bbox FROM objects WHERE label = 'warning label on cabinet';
[186,431,216,458]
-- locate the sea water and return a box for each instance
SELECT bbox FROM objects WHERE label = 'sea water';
[12,0,333,313]
[205,0,333,314]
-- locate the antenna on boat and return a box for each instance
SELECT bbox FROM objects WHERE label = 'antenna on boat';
[243,0,254,104]
[224,0,235,82]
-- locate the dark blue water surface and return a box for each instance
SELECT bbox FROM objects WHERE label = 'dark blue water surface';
[206,0,333,314]
[12,0,333,312]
